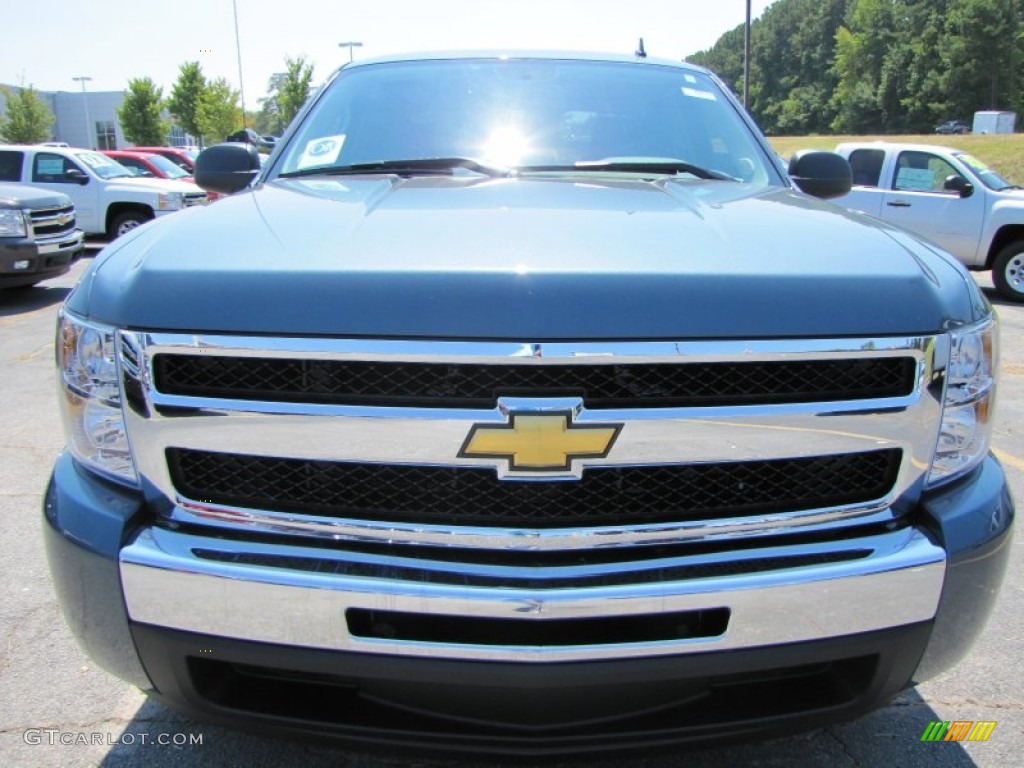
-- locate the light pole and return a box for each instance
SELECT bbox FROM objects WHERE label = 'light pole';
[72,76,93,148]
[338,41,363,64]
[233,0,247,129]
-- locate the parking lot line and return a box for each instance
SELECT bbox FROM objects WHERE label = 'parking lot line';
[993,447,1024,472]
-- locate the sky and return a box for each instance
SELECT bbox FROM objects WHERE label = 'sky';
[4,0,776,110]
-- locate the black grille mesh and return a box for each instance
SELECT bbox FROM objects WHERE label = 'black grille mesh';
[153,355,916,409]
[168,448,901,528]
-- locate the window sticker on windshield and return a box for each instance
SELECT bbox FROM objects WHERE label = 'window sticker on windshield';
[36,158,64,175]
[78,153,112,168]
[684,74,698,84]
[896,167,935,191]
[297,135,345,170]
[681,87,716,101]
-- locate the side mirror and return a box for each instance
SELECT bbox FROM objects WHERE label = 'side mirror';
[195,142,261,195]
[943,174,974,198]
[788,150,852,200]
[65,168,89,185]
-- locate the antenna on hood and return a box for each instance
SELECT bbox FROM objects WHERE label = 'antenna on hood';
[635,38,647,58]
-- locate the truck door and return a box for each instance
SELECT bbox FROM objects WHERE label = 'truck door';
[29,152,99,233]
[879,149,984,263]
[0,150,24,184]
[832,148,885,218]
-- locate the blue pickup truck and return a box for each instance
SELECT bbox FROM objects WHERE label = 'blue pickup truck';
[44,52,1012,757]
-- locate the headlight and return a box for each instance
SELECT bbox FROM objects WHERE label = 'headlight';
[0,209,28,237]
[157,192,183,211]
[927,316,998,487]
[56,310,137,484]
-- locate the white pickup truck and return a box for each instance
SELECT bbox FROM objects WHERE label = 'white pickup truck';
[834,142,1024,301]
[0,144,210,240]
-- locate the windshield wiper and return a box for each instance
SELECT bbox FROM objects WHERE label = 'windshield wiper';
[521,158,738,181]
[279,157,512,179]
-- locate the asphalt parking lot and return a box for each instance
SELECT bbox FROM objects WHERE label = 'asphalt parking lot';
[1,252,1021,767]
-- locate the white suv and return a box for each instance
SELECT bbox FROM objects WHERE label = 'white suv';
[0,145,210,239]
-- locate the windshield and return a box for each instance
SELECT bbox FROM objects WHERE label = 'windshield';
[76,151,135,179]
[145,153,191,179]
[275,58,776,185]
[956,152,1016,190]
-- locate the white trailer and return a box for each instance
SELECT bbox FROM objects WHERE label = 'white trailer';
[972,110,1016,134]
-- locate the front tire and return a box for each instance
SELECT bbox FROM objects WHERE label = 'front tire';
[108,211,151,240]
[992,241,1024,302]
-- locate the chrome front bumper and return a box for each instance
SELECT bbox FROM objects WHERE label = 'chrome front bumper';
[121,523,946,663]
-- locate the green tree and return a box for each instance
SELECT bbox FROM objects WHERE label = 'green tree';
[687,25,745,91]
[196,77,241,143]
[0,85,54,143]
[942,0,1023,116]
[894,2,951,130]
[689,0,848,135]
[690,0,1024,136]
[278,55,315,127]
[117,78,166,145]
[166,61,207,142]
[254,72,288,136]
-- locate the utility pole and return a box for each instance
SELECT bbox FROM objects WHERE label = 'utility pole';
[72,76,93,149]
[233,0,247,128]
[743,0,751,108]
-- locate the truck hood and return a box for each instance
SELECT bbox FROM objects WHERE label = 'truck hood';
[72,175,986,338]
[0,183,72,209]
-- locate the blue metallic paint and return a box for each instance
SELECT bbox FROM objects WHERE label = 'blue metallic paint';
[67,178,984,339]
[43,453,152,689]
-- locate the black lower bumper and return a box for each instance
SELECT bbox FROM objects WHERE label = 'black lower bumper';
[43,452,1014,756]
[131,621,932,758]
[1,237,83,287]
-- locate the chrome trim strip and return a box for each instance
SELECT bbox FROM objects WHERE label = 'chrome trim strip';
[120,525,946,662]
[173,496,897,550]
[134,332,935,365]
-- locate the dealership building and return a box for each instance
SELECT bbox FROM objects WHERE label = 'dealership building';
[0,85,193,149]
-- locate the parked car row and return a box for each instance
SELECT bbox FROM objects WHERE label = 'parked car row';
[0,144,211,243]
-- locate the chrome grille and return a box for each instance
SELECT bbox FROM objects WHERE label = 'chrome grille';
[183,193,209,207]
[29,204,76,239]
[118,332,949,664]
[120,333,943,550]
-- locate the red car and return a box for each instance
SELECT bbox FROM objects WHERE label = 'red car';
[123,146,199,173]
[102,150,196,182]
[103,150,220,200]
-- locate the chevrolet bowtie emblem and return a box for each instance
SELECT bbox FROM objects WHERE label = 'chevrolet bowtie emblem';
[459,412,622,472]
